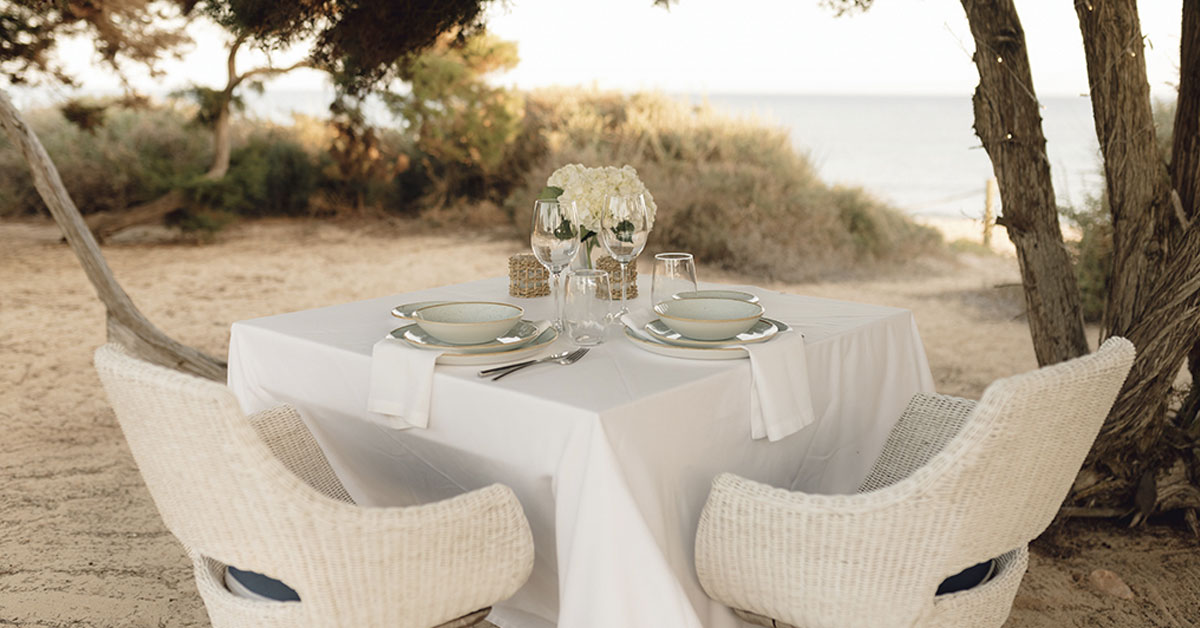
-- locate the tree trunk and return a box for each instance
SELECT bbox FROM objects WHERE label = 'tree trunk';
[85,189,189,241]
[959,0,1090,366]
[0,88,227,381]
[207,101,233,179]
[1074,0,1200,470]
[1173,0,1200,432]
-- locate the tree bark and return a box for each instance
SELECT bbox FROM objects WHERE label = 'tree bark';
[1173,0,1200,432]
[960,0,1090,366]
[1074,0,1200,463]
[84,189,189,241]
[1174,0,1200,222]
[0,88,227,381]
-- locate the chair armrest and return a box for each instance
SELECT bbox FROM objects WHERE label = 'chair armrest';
[695,473,945,626]
[247,404,354,504]
[858,392,977,492]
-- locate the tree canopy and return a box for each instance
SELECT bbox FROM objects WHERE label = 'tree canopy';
[0,0,190,85]
[2,0,497,95]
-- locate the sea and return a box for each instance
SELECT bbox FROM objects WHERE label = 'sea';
[690,93,1104,219]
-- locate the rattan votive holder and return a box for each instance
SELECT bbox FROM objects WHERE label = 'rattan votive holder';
[508,254,550,298]
[597,256,638,300]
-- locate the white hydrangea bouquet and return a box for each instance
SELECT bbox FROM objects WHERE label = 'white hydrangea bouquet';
[541,164,657,267]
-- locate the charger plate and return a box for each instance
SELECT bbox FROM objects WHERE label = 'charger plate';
[395,319,547,352]
[388,325,559,366]
[391,301,448,319]
[645,318,778,348]
[625,318,792,361]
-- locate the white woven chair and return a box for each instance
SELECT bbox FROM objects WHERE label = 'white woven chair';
[695,336,1135,628]
[93,343,534,628]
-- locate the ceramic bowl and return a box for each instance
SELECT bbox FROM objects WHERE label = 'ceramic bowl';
[653,297,764,341]
[411,301,524,345]
[673,289,760,304]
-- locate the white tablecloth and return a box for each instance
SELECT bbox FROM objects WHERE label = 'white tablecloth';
[227,277,934,628]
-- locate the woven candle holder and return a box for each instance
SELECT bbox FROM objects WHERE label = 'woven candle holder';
[597,256,638,300]
[508,254,550,298]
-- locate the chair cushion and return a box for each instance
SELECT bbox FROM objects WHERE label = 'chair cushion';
[936,559,997,596]
[224,566,301,602]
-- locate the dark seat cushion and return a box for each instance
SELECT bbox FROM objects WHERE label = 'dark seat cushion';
[226,566,301,602]
[936,559,997,596]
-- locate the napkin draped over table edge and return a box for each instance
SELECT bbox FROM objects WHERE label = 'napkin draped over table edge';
[366,334,440,429]
[621,311,816,441]
[366,320,555,429]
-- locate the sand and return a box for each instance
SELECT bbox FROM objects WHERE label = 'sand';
[1,218,1196,627]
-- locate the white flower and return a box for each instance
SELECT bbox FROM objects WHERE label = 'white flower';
[547,164,657,233]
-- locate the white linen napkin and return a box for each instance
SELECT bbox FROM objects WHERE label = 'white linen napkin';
[623,311,815,442]
[366,335,441,429]
[739,331,815,441]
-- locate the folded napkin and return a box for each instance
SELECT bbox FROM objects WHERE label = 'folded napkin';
[366,335,441,429]
[623,311,816,442]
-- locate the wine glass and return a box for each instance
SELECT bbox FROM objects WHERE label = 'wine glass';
[530,199,580,331]
[599,193,650,316]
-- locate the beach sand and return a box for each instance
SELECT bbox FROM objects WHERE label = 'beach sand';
[1,218,1196,627]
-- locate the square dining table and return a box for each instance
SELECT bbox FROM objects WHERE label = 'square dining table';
[226,276,934,628]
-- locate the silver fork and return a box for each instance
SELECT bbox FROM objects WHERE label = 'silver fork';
[481,348,590,381]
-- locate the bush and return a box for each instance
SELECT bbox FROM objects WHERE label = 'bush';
[187,131,320,217]
[0,104,211,217]
[1062,197,1112,323]
[505,89,941,280]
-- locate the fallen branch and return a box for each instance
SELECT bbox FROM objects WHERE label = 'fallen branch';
[0,88,226,381]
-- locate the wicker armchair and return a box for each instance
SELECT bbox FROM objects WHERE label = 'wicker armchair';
[94,343,534,628]
[695,336,1135,628]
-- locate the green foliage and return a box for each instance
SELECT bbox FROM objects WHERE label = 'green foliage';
[506,89,941,281]
[1,0,191,85]
[386,31,525,204]
[185,132,319,216]
[171,86,246,127]
[59,98,109,133]
[0,103,211,216]
[200,0,492,95]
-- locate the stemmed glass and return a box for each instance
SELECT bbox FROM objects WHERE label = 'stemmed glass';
[530,199,580,331]
[599,193,651,316]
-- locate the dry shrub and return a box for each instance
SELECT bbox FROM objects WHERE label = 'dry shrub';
[0,104,211,217]
[506,89,941,281]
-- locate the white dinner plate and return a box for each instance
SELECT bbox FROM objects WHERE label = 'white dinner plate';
[390,301,448,319]
[388,326,559,366]
[645,317,778,348]
[625,318,792,361]
[392,320,547,353]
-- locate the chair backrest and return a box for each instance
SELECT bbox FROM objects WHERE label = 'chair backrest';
[920,336,1135,571]
[93,343,308,569]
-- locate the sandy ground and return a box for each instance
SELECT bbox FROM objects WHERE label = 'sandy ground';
[1,218,1197,627]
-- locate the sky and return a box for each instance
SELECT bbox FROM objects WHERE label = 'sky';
[12,0,1185,102]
